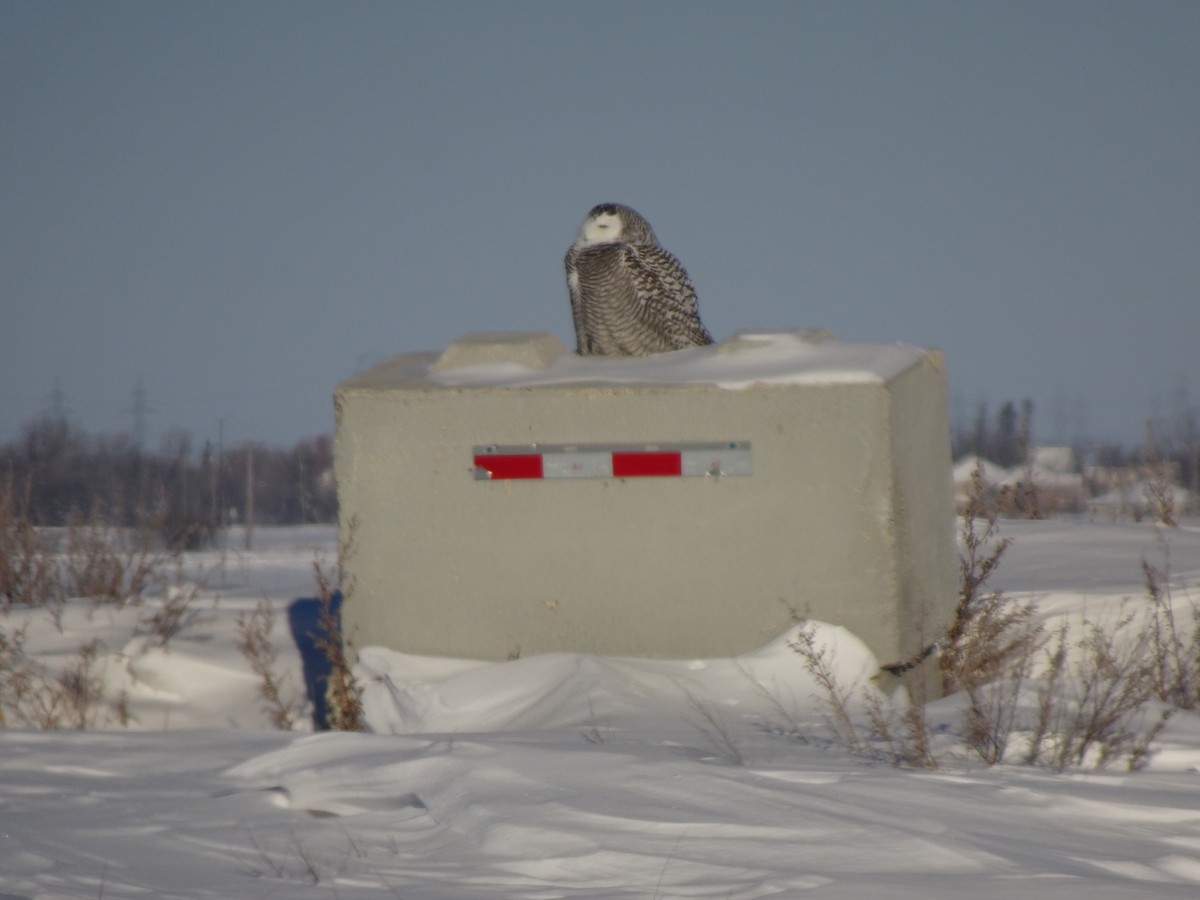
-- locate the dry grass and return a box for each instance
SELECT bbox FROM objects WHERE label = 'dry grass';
[734,659,809,745]
[682,687,745,765]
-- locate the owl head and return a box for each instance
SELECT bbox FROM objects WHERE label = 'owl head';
[576,203,658,247]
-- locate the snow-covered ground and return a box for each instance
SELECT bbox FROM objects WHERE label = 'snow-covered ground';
[4,519,1200,898]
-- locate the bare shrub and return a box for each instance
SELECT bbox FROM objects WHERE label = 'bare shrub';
[789,461,1181,771]
[949,470,1172,770]
[942,465,1038,691]
[1023,611,1169,771]
[1140,540,1199,710]
[960,664,1034,766]
[0,475,62,614]
[237,597,301,730]
[0,633,126,730]
[158,515,221,552]
[1,479,198,730]
[3,477,182,618]
[63,507,131,603]
[863,689,938,768]
[0,622,37,727]
[940,462,1046,764]
[789,622,869,755]
[312,537,364,731]
[996,479,1044,520]
[789,622,935,766]
[139,580,208,649]
[48,639,108,729]
[1142,421,1178,528]
[1,481,117,729]
[62,503,170,606]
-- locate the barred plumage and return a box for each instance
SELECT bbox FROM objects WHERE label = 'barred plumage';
[565,203,713,356]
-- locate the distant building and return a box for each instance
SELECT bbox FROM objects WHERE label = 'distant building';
[1030,446,1077,475]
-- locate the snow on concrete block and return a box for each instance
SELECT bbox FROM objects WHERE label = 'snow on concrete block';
[334,330,957,689]
[430,331,570,373]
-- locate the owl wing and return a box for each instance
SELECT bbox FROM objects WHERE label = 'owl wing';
[567,243,645,355]
[624,244,714,350]
[564,245,588,354]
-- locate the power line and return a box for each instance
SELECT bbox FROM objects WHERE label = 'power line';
[47,377,68,420]
[124,376,158,451]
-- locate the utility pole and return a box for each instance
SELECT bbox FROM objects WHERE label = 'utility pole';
[215,418,226,527]
[48,377,67,420]
[127,376,156,452]
[244,443,255,551]
[131,378,157,519]
[297,455,310,523]
[206,440,217,527]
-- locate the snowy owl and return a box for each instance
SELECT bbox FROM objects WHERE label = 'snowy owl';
[565,203,714,356]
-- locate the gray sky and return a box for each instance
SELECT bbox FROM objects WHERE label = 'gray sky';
[3,1,1197,452]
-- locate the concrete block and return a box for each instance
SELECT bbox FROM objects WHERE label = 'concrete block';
[334,330,957,684]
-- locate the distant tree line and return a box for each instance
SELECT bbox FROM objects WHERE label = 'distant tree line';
[1,416,336,540]
[951,399,1035,469]
[5,390,1198,536]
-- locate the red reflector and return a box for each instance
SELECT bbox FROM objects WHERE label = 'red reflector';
[611,451,682,477]
[474,454,543,479]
